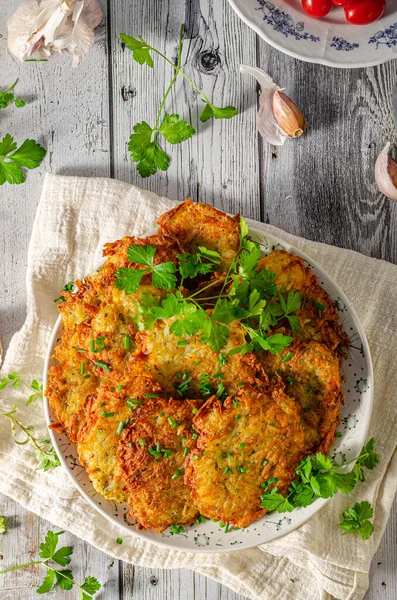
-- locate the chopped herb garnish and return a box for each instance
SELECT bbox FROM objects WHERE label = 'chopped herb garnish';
[117,421,127,435]
[223,466,233,475]
[183,447,189,457]
[193,455,199,461]
[124,334,131,349]
[144,393,158,398]
[127,398,144,408]
[282,352,294,363]
[159,412,165,417]
[240,443,245,449]
[170,524,185,535]
[177,340,188,346]
[218,353,227,366]
[168,416,177,429]
[101,412,114,418]
[83,374,91,379]
[192,432,198,440]
[192,408,199,414]
[118,385,124,391]
[116,537,123,544]
[313,300,326,312]
[139,439,147,446]
[263,459,268,467]
[172,469,182,479]
[236,414,241,420]
[233,398,239,408]
[94,360,111,372]
[335,431,343,438]
[237,466,247,473]
[80,362,85,375]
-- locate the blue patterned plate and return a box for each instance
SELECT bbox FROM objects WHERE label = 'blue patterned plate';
[228,0,397,68]
[43,229,373,553]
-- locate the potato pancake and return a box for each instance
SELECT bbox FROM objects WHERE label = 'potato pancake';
[46,200,347,533]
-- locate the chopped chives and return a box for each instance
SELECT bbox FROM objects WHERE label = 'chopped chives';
[168,416,177,429]
[94,360,111,372]
[192,408,198,414]
[183,447,188,457]
[237,466,247,473]
[77,349,86,353]
[236,414,241,420]
[282,353,294,363]
[263,459,268,467]
[233,398,239,408]
[335,431,342,438]
[101,412,114,418]
[193,455,199,461]
[148,446,162,458]
[83,374,91,379]
[240,443,245,449]
[159,412,165,417]
[110,387,115,391]
[191,432,198,440]
[118,385,124,391]
[100,402,105,407]
[172,469,182,479]
[223,466,233,475]
[313,300,326,312]
[139,439,147,446]
[116,538,123,545]
[116,421,126,435]
[224,522,230,533]
[80,362,85,375]
[144,393,157,398]
[90,340,95,352]
[124,334,131,350]
[177,340,188,346]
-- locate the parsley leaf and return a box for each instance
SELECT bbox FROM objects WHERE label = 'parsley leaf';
[200,102,238,122]
[260,490,294,512]
[0,134,46,185]
[353,437,379,481]
[55,569,74,590]
[200,320,230,351]
[120,34,154,67]
[339,501,374,540]
[52,545,73,567]
[36,568,56,594]
[114,267,146,294]
[177,246,221,279]
[0,79,25,110]
[81,575,102,595]
[159,114,195,144]
[39,531,62,559]
[115,245,177,293]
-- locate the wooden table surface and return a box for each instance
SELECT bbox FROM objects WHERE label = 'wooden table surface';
[1,0,396,598]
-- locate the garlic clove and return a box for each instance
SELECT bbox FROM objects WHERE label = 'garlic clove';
[240,65,287,146]
[375,142,397,201]
[273,90,306,138]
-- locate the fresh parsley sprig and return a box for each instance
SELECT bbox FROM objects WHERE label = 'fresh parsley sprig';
[0,133,46,185]
[121,24,237,177]
[1,405,60,471]
[0,372,43,406]
[0,79,25,110]
[339,501,374,540]
[0,530,101,598]
[260,438,379,519]
[124,219,297,355]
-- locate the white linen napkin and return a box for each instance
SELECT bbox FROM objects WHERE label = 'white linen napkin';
[0,173,396,600]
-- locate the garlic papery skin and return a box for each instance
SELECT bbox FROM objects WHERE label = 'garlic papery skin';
[375,142,397,201]
[240,65,287,146]
[7,0,102,67]
[273,90,306,138]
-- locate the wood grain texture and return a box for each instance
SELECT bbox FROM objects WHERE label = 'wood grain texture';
[0,0,396,598]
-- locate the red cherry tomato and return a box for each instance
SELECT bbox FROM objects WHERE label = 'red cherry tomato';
[344,0,386,24]
[331,0,352,6]
[301,0,333,18]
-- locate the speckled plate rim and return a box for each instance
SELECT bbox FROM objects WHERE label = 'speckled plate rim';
[227,0,397,69]
[43,227,374,554]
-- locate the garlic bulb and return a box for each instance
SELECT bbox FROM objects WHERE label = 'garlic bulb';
[375,142,397,201]
[240,65,306,146]
[7,0,103,67]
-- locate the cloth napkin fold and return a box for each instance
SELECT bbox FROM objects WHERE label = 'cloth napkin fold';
[1,173,396,600]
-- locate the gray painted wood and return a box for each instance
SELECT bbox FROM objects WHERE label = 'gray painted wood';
[0,0,395,598]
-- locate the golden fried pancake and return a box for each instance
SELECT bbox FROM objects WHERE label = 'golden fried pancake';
[116,397,202,532]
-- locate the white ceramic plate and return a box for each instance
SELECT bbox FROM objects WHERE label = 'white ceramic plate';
[228,0,397,68]
[43,228,373,553]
